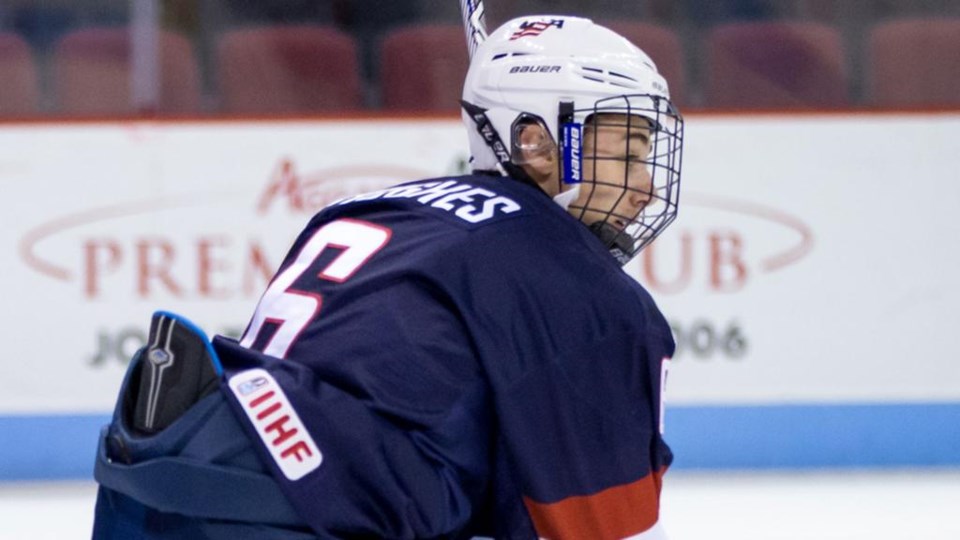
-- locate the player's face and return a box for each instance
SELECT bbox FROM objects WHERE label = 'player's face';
[569,114,654,230]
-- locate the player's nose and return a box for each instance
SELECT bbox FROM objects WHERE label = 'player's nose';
[627,171,653,210]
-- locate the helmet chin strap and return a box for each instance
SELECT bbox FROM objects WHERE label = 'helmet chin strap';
[588,221,634,266]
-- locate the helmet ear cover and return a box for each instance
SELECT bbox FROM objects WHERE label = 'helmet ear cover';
[460,99,538,187]
[510,113,556,167]
[508,107,585,202]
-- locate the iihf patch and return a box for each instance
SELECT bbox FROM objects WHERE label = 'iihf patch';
[228,368,322,481]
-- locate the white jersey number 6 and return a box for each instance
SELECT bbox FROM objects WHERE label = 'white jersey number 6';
[240,218,391,358]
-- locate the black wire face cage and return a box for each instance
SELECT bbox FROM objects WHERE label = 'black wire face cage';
[564,94,684,265]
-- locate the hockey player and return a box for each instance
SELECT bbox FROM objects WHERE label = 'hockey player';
[92,14,684,540]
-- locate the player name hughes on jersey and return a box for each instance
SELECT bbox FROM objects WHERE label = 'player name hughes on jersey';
[331,178,523,224]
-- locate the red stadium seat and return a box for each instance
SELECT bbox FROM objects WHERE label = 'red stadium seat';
[867,18,960,107]
[379,24,469,112]
[599,21,687,106]
[217,25,362,114]
[0,32,39,115]
[53,27,201,115]
[704,22,849,109]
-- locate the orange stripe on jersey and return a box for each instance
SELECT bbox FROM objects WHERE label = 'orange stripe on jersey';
[523,468,666,540]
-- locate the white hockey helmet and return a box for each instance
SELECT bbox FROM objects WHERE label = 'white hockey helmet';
[461,15,684,264]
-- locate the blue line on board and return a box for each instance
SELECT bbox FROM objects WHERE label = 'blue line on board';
[1,403,958,481]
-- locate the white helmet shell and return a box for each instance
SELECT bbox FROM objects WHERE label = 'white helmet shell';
[461,15,685,264]
[461,15,671,173]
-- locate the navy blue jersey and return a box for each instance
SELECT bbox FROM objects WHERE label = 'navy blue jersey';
[215,174,675,539]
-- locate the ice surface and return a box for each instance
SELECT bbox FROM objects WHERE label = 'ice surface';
[1,469,958,539]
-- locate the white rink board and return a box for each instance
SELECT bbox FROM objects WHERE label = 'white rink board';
[2,114,959,415]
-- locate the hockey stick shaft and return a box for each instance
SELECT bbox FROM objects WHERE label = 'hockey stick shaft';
[459,0,488,59]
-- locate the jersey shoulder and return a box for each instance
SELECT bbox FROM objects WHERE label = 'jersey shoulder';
[293,172,630,301]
